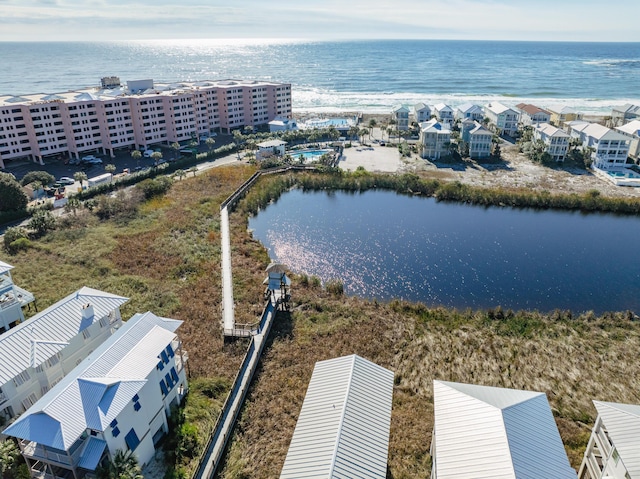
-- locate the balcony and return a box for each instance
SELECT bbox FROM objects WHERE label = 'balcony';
[20,438,84,468]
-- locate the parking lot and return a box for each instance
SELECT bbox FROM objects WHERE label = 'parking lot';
[2,133,233,183]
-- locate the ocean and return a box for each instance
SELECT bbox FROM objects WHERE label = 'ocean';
[1,39,639,115]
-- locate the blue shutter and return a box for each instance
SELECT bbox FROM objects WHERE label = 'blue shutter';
[159,380,169,397]
[160,350,169,364]
[170,367,179,384]
[166,344,175,358]
[165,373,174,389]
[124,428,140,451]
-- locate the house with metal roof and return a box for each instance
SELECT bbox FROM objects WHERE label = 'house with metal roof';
[548,106,583,128]
[455,103,485,122]
[0,260,35,333]
[431,380,577,479]
[419,119,451,160]
[533,122,570,162]
[567,121,630,169]
[615,119,640,160]
[3,311,187,479]
[434,103,455,125]
[280,354,394,479]
[465,121,493,159]
[578,401,640,479]
[392,105,410,131]
[611,103,640,128]
[484,102,520,137]
[414,102,432,123]
[0,287,128,425]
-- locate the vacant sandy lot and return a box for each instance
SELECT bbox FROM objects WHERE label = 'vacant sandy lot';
[339,135,640,199]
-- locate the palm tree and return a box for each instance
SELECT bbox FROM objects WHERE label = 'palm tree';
[348,125,359,142]
[368,119,377,140]
[74,171,88,189]
[170,142,180,160]
[104,164,116,181]
[359,128,369,144]
[151,151,163,166]
[98,450,142,479]
[205,137,216,151]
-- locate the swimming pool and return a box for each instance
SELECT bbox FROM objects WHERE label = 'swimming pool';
[606,169,640,179]
[303,118,355,129]
[290,149,334,160]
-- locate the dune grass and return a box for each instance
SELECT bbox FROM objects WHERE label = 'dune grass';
[5,166,640,478]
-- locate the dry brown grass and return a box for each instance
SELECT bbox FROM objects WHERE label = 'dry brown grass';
[6,166,640,479]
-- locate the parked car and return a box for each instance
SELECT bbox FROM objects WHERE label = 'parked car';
[86,158,103,165]
[58,177,75,185]
[69,158,81,165]
[81,155,98,162]
[143,149,155,158]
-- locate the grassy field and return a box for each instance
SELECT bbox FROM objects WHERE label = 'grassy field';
[5,165,640,478]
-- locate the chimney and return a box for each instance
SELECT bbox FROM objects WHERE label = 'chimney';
[81,303,94,321]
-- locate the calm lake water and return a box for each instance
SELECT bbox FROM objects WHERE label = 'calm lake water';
[249,189,640,314]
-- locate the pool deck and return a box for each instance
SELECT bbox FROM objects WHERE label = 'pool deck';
[592,166,640,187]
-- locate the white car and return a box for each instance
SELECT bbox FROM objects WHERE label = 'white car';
[143,149,155,158]
[58,177,75,185]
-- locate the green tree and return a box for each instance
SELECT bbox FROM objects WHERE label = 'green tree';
[151,151,163,166]
[0,440,21,478]
[205,137,216,151]
[131,149,142,167]
[65,197,81,216]
[187,166,198,177]
[173,169,186,181]
[171,142,181,160]
[348,125,359,141]
[74,171,88,189]
[20,171,55,187]
[0,173,28,212]
[28,209,56,237]
[359,128,369,143]
[97,450,143,479]
[104,164,116,179]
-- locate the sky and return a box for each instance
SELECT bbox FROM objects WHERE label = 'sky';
[1,0,639,43]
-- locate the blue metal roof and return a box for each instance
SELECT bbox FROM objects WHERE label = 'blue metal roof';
[3,312,182,450]
[77,437,107,470]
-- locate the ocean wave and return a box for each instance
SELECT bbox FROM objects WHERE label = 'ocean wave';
[291,88,640,115]
[583,58,640,68]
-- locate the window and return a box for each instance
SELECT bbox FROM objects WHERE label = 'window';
[125,429,140,451]
[613,448,620,465]
[21,393,38,410]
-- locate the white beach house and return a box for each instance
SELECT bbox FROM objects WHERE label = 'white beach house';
[615,119,640,161]
[419,119,451,160]
[610,104,640,127]
[533,122,570,162]
[467,122,493,159]
[0,260,35,333]
[392,105,410,131]
[413,102,432,123]
[0,287,128,425]
[434,103,454,125]
[455,103,485,122]
[516,103,551,126]
[578,401,640,479]
[280,354,394,479]
[3,311,188,479]
[431,380,577,479]
[484,102,519,137]
[567,121,630,169]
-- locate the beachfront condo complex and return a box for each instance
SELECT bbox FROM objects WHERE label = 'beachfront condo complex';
[0,78,292,168]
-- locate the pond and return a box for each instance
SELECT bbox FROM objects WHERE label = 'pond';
[248,189,640,314]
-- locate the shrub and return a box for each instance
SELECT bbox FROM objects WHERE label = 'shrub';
[325,279,344,296]
[95,191,140,221]
[137,176,173,199]
[28,209,56,237]
[20,171,55,187]
[3,226,28,252]
[178,423,199,459]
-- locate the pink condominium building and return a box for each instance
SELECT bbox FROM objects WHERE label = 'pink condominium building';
[0,77,292,168]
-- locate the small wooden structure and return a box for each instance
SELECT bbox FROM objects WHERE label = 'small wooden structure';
[263,263,291,311]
